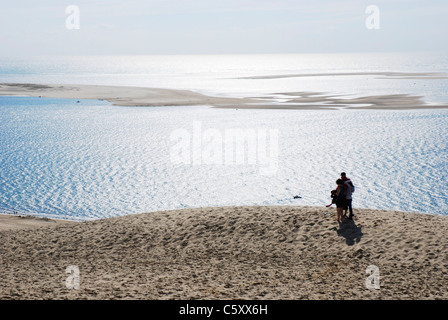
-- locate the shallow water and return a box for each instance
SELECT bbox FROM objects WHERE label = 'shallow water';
[1,53,448,220]
[1,96,447,220]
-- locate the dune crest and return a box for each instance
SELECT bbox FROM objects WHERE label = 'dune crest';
[0,206,446,299]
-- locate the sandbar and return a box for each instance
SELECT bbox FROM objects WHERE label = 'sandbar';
[1,82,448,110]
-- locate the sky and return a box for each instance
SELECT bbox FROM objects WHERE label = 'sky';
[0,0,447,56]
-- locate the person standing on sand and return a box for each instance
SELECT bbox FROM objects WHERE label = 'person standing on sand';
[334,179,346,223]
[341,172,355,219]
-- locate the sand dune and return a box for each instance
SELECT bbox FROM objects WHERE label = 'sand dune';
[0,206,446,300]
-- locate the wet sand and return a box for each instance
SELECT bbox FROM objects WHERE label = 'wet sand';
[1,82,448,110]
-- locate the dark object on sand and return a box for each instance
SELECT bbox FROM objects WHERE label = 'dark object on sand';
[326,189,337,207]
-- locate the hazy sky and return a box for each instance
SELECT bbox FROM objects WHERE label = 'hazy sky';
[1,0,447,56]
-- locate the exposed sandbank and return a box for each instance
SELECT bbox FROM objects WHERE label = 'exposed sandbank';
[0,213,76,232]
[1,82,448,110]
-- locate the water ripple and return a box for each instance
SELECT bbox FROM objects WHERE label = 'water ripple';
[1,96,447,220]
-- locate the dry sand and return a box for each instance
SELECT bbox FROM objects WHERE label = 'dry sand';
[0,206,446,300]
[1,82,448,110]
[0,214,75,232]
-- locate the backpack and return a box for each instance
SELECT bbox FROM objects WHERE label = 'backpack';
[345,179,355,193]
[349,181,355,193]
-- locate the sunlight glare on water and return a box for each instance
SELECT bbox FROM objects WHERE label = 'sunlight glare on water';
[1,53,447,220]
[0,96,447,220]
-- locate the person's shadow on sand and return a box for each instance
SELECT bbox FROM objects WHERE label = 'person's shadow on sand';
[337,218,363,246]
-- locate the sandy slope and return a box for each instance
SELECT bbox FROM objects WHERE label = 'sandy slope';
[2,82,448,110]
[0,206,447,300]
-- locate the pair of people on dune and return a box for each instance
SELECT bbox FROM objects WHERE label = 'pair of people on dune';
[328,172,355,223]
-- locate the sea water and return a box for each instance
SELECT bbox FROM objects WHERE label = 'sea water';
[0,53,447,220]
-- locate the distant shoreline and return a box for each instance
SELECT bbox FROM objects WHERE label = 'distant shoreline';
[2,81,448,110]
[236,71,448,80]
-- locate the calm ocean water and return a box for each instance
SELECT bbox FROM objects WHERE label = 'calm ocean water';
[1,53,447,220]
